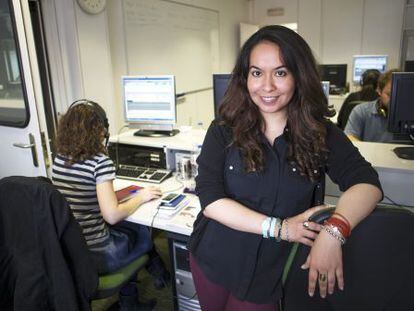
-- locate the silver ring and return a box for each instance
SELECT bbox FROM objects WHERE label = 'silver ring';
[303,221,310,229]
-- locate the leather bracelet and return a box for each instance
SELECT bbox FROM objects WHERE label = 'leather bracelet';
[333,212,351,229]
[325,217,351,238]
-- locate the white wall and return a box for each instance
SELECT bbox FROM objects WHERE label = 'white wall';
[250,0,405,92]
[43,0,249,134]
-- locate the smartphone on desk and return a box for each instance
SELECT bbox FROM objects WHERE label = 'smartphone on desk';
[161,193,181,204]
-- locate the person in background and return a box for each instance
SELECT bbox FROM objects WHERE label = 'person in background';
[336,69,380,129]
[188,25,382,310]
[345,69,399,142]
[52,100,169,311]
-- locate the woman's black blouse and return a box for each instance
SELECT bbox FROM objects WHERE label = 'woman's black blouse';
[188,120,382,304]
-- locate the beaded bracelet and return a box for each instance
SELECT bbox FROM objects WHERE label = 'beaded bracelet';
[323,222,346,245]
[283,218,290,242]
[275,218,282,242]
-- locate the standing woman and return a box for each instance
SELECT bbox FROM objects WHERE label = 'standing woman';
[188,26,382,310]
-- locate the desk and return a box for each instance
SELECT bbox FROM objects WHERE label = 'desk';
[325,141,414,207]
[114,177,200,236]
[114,177,201,310]
[110,128,206,152]
[329,94,348,124]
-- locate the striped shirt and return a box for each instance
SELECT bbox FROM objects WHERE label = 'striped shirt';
[52,153,115,247]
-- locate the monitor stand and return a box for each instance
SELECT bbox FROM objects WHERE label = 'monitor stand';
[133,129,180,137]
[393,147,414,160]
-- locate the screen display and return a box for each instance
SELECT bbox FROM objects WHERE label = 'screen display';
[213,74,231,118]
[388,72,414,134]
[319,64,347,89]
[353,55,387,83]
[122,75,176,124]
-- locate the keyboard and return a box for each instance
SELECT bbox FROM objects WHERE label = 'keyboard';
[116,165,172,183]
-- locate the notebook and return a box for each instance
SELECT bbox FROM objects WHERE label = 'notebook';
[115,185,142,203]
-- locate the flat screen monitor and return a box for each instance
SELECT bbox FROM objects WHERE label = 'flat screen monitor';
[319,64,347,94]
[213,74,231,118]
[404,60,414,72]
[388,72,414,159]
[122,75,179,137]
[353,55,387,83]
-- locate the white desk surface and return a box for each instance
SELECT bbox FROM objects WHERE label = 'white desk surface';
[110,128,206,152]
[114,176,200,236]
[353,141,414,172]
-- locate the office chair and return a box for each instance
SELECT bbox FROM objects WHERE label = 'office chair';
[336,100,365,130]
[281,205,414,311]
[0,176,150,310]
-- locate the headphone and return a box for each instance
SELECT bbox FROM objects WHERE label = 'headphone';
[69,99,110,147]
[376,101,387,118]
[360,69,381,87]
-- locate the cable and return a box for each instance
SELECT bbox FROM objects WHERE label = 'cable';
[114,124,129,170]
[161,174,185,194]
[383,194,402,207]
[149,204,161,237]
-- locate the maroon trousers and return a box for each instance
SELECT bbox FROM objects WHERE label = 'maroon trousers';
[189,254,279,311]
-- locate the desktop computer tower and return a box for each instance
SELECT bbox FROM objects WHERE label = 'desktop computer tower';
[172,240,201,311]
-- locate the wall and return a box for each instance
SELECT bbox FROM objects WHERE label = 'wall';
[108,0,249,131]
[250,0,405,92]
[43,0,249,134]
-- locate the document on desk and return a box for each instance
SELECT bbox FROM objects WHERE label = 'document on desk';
[166,197,201,233]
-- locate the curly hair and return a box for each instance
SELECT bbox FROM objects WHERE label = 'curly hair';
[219,25,335,182]
[378,68,400,91]
[55,104,107,164]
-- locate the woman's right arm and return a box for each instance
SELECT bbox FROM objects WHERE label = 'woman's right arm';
[204,198,323,245]
[97,181,161,225]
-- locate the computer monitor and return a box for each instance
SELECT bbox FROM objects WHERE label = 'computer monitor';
[213,74,231,118]
[319,64,347,94]
[352,55,387,84]
[122,75,179,137]
[404,60,414,72]
[388,72,414,159]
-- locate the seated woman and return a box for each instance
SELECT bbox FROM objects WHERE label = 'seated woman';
[336,69,380,129]
[52,100,168,310]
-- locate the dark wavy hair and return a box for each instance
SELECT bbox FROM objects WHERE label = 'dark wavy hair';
[219,25,334,181]
[55,104,107,164]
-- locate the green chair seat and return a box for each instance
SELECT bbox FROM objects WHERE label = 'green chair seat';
[94,254,149,299]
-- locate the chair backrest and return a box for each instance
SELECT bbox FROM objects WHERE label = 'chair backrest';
[282,205,414,311]
[0,176,97,310]
[337,100,365,130]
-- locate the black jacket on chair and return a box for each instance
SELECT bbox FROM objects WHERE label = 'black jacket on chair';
[0,176,98,310]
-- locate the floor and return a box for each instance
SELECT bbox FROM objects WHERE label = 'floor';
[91,230,174,311]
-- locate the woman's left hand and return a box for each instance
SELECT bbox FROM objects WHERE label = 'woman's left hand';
[300,229,344,298]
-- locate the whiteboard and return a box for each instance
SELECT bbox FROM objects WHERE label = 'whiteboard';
[123,0,219,94]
